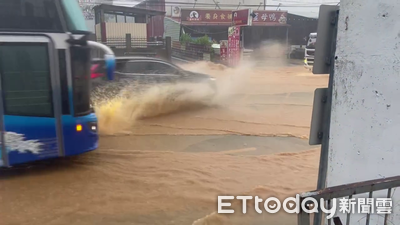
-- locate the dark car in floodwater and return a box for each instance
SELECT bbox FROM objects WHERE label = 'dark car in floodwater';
[90,57,217,95]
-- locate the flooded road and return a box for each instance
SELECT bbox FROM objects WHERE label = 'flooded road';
[0,60,328,225]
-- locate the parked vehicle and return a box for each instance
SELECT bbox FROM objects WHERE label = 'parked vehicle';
[304,32,317,71]
[90,57,217,100]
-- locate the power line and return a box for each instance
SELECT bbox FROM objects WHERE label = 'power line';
[81,1,335,7]
[269,0,339,4]
[80,3,325,8]
[88,0,339,4]
[181,24,228,35]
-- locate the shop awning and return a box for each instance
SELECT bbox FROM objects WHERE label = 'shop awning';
[179,9,290,27]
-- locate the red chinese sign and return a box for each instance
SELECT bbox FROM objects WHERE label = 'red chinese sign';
[228,26,240,66]
[232,9,252,26]
[181,9,232,23]
[252,11,288,25]
[220,40,228,62]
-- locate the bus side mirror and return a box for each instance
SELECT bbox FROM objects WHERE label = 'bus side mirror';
[87,41,116,81]
[104,54,116,81]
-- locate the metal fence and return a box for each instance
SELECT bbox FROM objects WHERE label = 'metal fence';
[90,34,170,59]
[172,41,215,62]
[298,175,400,225]
[96,37,164,49]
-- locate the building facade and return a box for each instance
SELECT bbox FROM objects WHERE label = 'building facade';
[165,0,339,18]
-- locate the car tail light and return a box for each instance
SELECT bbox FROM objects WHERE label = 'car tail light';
[90,64,105,79]
[91,72,104,79]
[91,64,98,72]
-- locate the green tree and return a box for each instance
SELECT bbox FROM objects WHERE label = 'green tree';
[180,33,192,44]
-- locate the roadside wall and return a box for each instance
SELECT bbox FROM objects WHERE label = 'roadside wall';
[327,0,400,224]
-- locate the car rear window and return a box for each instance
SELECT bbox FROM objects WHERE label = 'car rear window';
[116,61,127,71]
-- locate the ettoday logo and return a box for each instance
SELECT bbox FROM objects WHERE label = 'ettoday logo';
[217,194,336,219]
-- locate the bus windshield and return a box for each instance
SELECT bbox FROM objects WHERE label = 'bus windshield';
[0,0,88,33]
[0,0,63,32]
[60,0,88,33]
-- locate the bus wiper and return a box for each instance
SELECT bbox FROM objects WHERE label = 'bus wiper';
[69,30,92,35]
[66,34,88,46]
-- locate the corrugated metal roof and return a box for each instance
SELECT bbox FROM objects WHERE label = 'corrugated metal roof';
[112,0,140,7]
[286,11,319,18]
[164,17,180,41]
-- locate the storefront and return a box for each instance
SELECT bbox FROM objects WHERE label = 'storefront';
[180,9,289,49]
[180,9,232,42]
[242,10,289,49]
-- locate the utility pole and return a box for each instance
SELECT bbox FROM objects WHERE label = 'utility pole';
[263,0,266,10]
[212,0,221,9]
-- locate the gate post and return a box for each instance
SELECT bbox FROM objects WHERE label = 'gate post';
[126,33,132,51]
[165,36,172,62]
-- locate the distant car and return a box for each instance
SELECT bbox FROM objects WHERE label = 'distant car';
[90,57,217,96]
[304,32,317,71]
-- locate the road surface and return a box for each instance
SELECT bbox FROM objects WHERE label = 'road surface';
[0,60,328,225]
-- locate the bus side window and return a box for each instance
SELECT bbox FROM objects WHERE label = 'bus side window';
[0,43,53,117]
[70,46,91,116]
[58,50,70,115]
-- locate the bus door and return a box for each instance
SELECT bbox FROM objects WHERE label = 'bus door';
[0,35,63,167]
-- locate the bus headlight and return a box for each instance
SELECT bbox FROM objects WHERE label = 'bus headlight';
[91,125,97,131]
[87,122,98,133]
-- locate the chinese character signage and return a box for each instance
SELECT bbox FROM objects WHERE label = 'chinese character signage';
[220,40,228,62]
[228,26,240,66]
[181,9,287,26]
[181,9,232,24]
[232,9,252,26]
[181,9,288,26]
[252,11,288,25]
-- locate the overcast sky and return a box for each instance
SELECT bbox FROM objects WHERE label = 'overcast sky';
[265,0,339,18]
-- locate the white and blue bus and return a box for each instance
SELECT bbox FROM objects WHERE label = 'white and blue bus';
[0,0,115,167]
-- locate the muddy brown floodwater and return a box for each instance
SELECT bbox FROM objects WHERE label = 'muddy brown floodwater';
[0,59,328,225]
